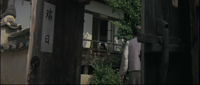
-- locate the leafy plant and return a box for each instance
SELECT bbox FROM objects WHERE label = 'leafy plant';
[88,0,141,84]
[109,53,122,67]
[104,0,141,50]
[88,63,122,84]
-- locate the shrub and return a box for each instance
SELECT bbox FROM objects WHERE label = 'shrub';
[88,63,122,84]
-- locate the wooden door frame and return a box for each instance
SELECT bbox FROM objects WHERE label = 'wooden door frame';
[141,0,145,84]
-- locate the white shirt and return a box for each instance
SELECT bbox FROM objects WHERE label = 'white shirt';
[119,37,141,75]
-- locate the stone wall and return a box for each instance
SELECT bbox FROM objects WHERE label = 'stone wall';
[1,49,28,84]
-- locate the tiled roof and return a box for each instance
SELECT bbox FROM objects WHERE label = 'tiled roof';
[1,40,29,52]
[1,28,30,52]
[1,4,30,52]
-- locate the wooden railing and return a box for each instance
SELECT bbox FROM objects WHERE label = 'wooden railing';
[82,39,122,52]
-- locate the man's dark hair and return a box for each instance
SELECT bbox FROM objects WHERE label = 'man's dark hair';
[100,43,107,50]
[132,26,141,36]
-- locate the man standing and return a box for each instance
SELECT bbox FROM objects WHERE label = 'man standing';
[119,26,141,85]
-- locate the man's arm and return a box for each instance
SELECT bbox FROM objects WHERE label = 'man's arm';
[119,41,129,75]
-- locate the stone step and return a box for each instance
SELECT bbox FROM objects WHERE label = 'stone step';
[80,74,92,84]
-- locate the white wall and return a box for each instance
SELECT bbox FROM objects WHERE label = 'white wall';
[8,0,31,29]
[85,1,124,19]
[83,13,93,48]
[1,50,28,84]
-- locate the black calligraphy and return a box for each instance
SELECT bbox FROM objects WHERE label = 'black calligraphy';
[46,9,53,20]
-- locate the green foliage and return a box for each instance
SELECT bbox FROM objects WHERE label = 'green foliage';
[88,63,122,84]
[105,0,141,50]
[88,1,141,84]
[109,54,122,67]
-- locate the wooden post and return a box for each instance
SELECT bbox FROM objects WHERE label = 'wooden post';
[141,0,145,84]
[27,0,46,84]
[28,0,85,84]
[158,28,169,84]
[156,19,169,84]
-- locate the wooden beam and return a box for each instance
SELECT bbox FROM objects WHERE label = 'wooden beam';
[145,43,188,52]
[137,32,161,43]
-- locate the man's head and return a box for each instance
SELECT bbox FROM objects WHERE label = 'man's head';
[133,25,141,36]
[100,43,107,50]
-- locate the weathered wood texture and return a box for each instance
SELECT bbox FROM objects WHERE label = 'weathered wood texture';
[143,0,192,84]
[145,0,157,35]
[57,0,84,84]
[28,0,45,84]
[189,0,199,84]
[145,0,190,46]
[28,0,84,84]
[158,28,169,84]
[144,52,192,84]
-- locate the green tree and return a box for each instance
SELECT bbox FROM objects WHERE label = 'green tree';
[105,0,141,50]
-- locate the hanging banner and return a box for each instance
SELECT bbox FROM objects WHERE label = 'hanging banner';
[41,2,56,53]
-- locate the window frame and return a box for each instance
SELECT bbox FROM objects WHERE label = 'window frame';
[83,10,122,52]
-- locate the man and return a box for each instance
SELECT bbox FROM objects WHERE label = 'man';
[119,26,141,84]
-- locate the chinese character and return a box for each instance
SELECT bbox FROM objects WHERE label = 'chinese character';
[45,35,50,44]
[46,9,53,20]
